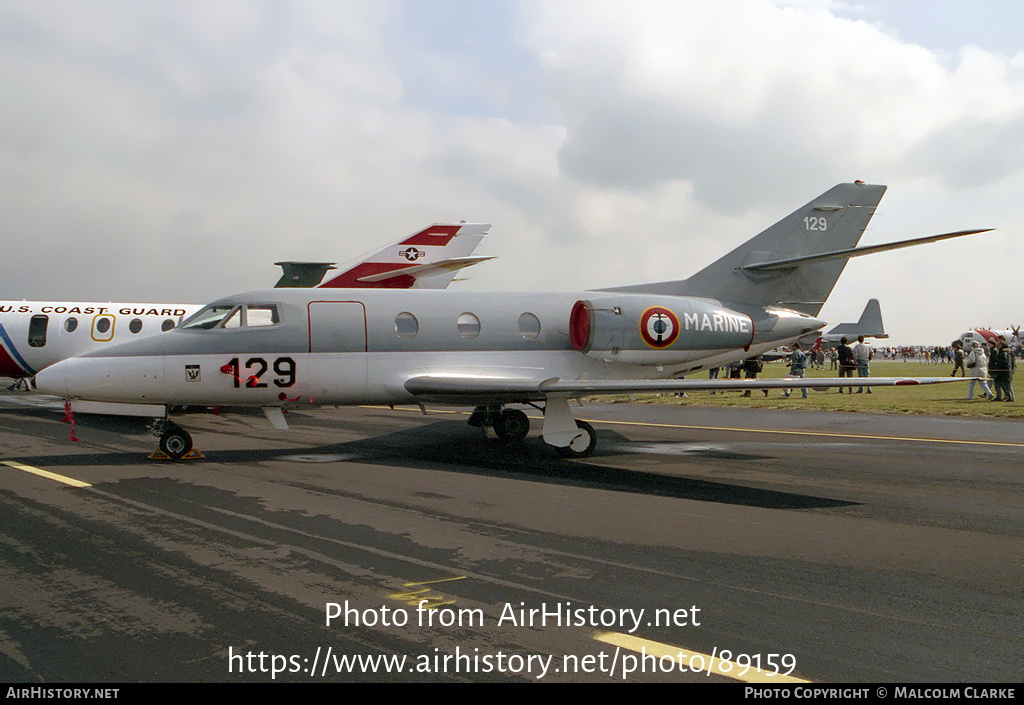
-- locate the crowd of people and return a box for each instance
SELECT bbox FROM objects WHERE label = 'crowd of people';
[710,335,1018,402]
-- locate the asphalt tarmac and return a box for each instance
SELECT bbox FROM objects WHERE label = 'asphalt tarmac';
[0,390,1021,683]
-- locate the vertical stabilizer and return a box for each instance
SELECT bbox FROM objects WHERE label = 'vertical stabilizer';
[318,223,490,289]
[604,182,887,316]
[826,299,887,339]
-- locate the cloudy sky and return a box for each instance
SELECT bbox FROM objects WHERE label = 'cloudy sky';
[2,0,1022,344]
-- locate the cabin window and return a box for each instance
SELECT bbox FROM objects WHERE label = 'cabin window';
[395,312,418,340]
[518,312,541,340]
[161,319,176,332]
[28,315,48,348]
[129,318,143,334]
[457,312,480,340]
[64,317,78,333]
[92,315,115,342]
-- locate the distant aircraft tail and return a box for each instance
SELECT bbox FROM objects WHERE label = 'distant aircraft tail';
[274,262,338,288]
[603,182,989,317]
[317,223,492,289]
[826,299,887,339]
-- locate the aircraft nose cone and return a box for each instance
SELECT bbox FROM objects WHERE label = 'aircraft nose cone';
[32,355,165,402]
[33,361,68,397]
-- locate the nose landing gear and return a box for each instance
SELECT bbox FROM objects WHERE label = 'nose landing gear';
[149,419,195,460]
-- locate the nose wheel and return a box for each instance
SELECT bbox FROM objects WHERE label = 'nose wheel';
[151,420,194,460]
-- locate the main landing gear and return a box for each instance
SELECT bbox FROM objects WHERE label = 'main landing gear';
[467,398,598,458]
[553,420,597,459]
[150,419,194,460]
[468,405,531,442]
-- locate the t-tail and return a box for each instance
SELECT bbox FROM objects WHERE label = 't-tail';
[826,299,887,339]
[604,182,989,317]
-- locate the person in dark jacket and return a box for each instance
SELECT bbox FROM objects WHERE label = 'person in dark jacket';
[741,356,765,397]
[837,337,855,393]
[784,342,809,399]
[951,341,966,377]
[990,338,1016,402]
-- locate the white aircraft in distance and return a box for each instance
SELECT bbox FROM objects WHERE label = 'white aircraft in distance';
[955,326,1021,350]
[1,223,491,381]
[33,183,987,459]
[804,299,888,350]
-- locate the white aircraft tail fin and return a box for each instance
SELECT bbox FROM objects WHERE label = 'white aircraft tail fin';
[317,223,491,289]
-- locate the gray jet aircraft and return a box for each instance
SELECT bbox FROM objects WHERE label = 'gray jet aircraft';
[802,298,888,350]
[33,182,984,458]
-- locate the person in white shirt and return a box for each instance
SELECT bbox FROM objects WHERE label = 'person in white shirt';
[965,340,994,400]
[852,335,873,394]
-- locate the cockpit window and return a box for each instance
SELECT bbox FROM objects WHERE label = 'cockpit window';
[222,308,242,329]
[180,305,237,330]
[179,304,280,331]
[246,305,279,327]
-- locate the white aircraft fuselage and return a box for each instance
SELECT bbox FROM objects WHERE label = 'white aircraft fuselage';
[0,302,200,379]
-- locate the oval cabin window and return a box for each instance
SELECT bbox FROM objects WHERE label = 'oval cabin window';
[457,312,480,340]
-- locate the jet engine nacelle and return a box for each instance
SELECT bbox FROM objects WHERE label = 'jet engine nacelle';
[569,295,754,365]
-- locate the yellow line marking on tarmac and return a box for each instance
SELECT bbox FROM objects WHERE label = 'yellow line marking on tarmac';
[403,576,468,587]
[369,406,1024,448]
[594,631,810,683]
[1,460,91,488]
[588,418,1024,448]
[388,576,466,609]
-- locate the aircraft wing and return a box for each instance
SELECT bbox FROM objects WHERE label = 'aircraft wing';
[404,374,963,403]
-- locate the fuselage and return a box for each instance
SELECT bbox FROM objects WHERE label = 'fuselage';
[33,288,825,409]
[0,301,200,378]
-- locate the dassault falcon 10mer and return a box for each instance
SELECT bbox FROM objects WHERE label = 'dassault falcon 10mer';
[33,183,985,458]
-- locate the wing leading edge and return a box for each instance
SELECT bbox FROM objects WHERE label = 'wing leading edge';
[404,374,963,404]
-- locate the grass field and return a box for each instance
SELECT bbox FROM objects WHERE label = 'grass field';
[595,360,1024,419]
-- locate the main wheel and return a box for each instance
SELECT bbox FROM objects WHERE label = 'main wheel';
[159,424,193,460]
[494,409,530,442]
[555,420,597,458]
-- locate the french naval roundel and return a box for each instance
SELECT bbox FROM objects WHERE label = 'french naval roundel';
[639,307,680,348]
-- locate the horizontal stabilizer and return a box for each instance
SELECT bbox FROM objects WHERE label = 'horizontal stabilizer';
[355,256,495,283]
[740,229,992,272]
[274,262,338,288]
